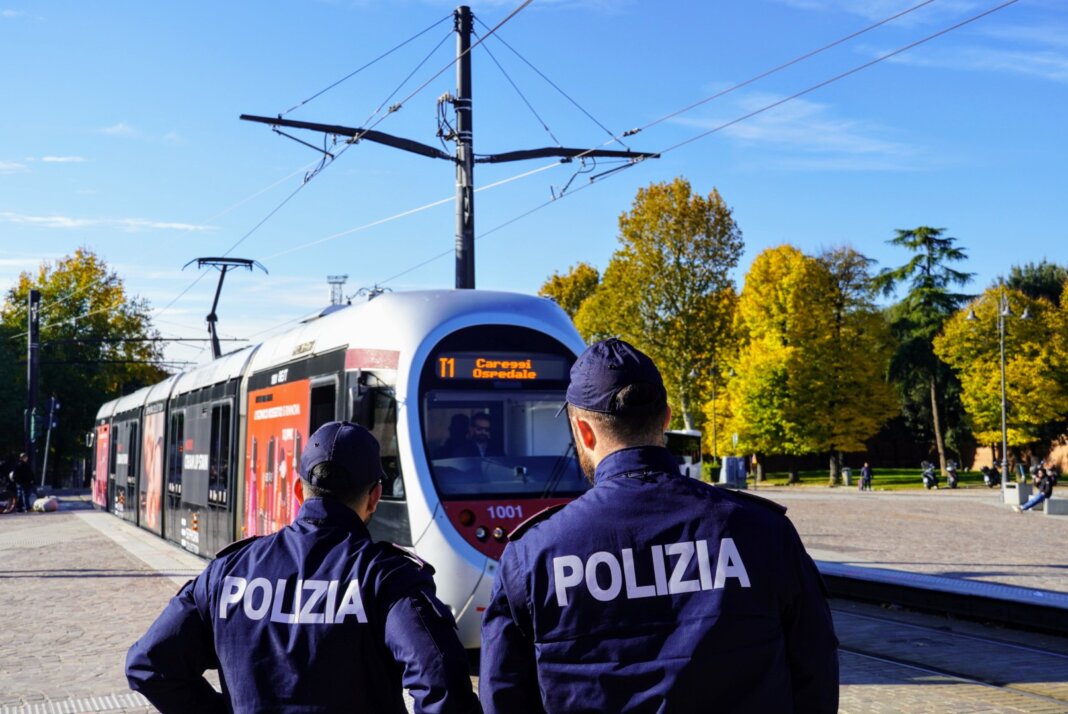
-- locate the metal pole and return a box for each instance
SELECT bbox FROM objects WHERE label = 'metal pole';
[711,379,718,464]
[454,5,475,289]
[26,289,40,469]
[999,289,1008,495]
[41,413,53,489]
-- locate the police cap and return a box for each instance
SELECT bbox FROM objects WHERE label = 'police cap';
[299,421,385,490]
[561,338,667,415]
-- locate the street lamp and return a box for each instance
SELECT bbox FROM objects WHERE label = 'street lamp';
[966,282,1029,496]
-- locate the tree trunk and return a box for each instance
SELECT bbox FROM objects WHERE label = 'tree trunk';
[929,375,948,476]
[828,452,840,487]
[680,394,695,431]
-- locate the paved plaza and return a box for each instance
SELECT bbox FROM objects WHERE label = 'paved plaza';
[1,487,1066,713]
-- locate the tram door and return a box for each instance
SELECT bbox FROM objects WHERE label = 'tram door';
[164,410,185,547]
[110,415,139,523]
[244,351,344,538]
[93,421,110,509]
[138,405,166,535]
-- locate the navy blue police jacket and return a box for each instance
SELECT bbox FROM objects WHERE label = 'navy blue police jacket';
[126,498,480,714]
[479,446,839,713]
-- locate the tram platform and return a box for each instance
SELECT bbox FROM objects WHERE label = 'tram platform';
[1,488,1066,713]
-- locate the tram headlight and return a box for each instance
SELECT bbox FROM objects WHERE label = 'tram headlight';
[474,526,488,541]
[459,509,475,527]
[492,527,507,542]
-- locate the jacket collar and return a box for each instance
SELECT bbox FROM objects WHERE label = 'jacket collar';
[296,497,370,537]
[593,446,681,485]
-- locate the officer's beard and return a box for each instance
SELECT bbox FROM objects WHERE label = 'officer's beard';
[576,440,597,483]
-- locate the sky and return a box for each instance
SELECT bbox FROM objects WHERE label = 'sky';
[2,0,1065,368]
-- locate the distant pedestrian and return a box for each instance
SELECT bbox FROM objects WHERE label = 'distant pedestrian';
[1015,467,1054,513]
[2,453,17,513]
[861,462,873,492]
[12,453,35,513]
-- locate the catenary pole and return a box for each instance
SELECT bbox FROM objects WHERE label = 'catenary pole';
[455,5,475,289]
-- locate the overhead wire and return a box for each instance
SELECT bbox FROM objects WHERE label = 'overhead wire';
[148,2,534,336]
[358,0,534,136]
[473,29,562,146]
[657,0,1019,157]
[215,0,1005,337]
[280,13,453,117]
[474,16,627,149]
[374,0,1021,286]
[624,0,939,138]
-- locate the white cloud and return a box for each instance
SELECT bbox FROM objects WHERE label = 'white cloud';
[674,94,920,170]
[41,156,86,163]
[1,9,24,18]
[771,0,980,22]
[0,211,216,232]
[885,43,1068,83]
[101,122,138,137]
[0,160,27,173]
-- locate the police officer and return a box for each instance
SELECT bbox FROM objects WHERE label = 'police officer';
[479,339,839,713]
[127,421,480,714]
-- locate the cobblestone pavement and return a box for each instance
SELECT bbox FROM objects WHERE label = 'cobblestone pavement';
[2,490,1066,713]
[756,486,1068,594]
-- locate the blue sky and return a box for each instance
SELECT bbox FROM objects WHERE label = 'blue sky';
[2,0,1064,367]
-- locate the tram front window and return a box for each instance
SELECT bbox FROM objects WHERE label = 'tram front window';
[423,391,587,498]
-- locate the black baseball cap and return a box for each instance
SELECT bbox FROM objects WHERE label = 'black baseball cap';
[559,338,667,416]
[299,421,385,489]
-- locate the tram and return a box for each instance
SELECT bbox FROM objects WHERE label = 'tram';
[91,290,588,646]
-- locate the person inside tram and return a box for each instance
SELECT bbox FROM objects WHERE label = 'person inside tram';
[436,414,470,459]
[462,413,500,458]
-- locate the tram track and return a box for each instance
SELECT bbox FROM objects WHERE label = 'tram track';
[832,602,1068,706]
[839,646,1068,708]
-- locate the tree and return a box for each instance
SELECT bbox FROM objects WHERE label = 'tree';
[723,245,896,482]
[811,247,898,483]
[0,248,167,483]
[1005,260,1068,304]
[724,245,832,474]
[935,285,1068,450]
[574,177,744,430]
[538,262,600,319]
[873,227,973,476]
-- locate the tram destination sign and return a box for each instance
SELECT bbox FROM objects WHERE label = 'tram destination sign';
[434,352,569,382]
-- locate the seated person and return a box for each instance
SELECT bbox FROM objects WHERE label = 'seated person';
[436,414,470,459]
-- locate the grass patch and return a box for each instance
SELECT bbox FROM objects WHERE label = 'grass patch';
[756,468,1000,491]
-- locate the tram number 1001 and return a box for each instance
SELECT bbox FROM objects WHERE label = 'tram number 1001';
[487,504,524,520]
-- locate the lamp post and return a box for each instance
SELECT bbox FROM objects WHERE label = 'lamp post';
[966,281,1028,497]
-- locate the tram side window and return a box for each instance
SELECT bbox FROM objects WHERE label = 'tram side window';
[354,387,405,500]
[310,383,336,435]
[168,412,184,487]
[209,404,231,491]
[109,425,118,476]
[127,423,139,479]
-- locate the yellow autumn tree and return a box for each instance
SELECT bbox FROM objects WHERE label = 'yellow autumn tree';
[723,245,896,481]
[538,262,600,319]
[935,285,1068,449]
[574,177,743,431]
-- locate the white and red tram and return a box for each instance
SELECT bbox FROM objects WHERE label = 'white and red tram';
[92,290,588,646]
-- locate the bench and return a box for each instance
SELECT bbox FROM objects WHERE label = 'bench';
[1044,497,1068,516]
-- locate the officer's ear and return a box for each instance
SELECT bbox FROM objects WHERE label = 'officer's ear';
[572,415,597,450]
[662,406,672,431]
[294,478,305,506]
[365,481,383,516]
